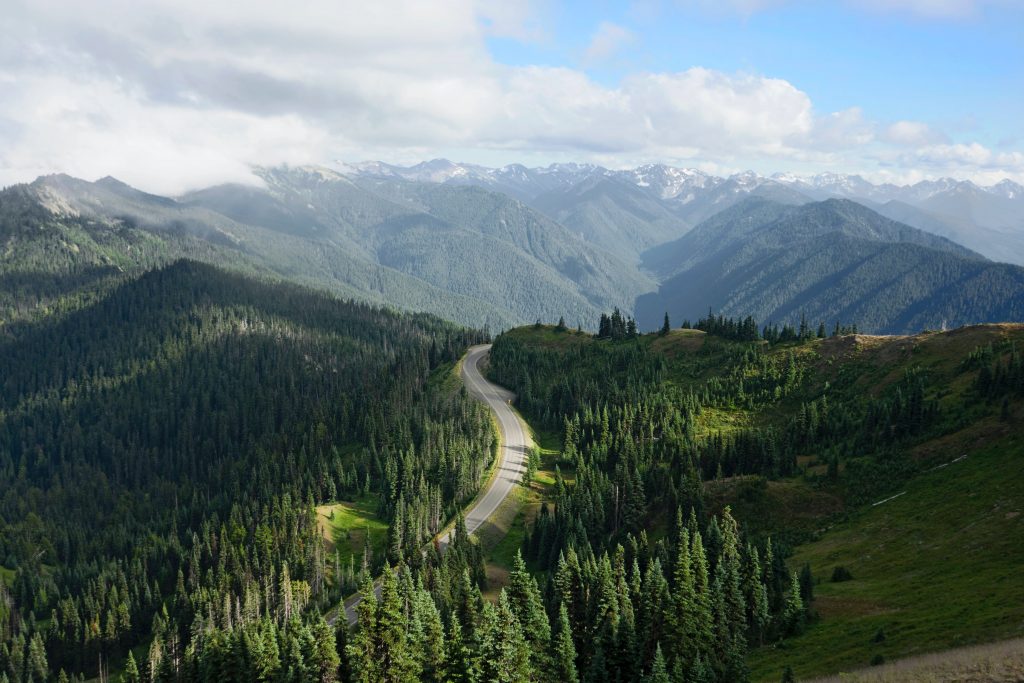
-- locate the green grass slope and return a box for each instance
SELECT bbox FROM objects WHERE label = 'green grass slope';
[495,321,1024,681]
[748,439,1024,681]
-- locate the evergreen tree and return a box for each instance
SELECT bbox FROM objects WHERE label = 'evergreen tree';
[667,528,697,664]
[122,651,140,683]
[311,618,341,683]
[347,578,380,683]
[478,592,533,683]
[506,551,551,673]
[377,565,420,682]
[644,644,670,683]
[552,603,579,683]
[661,313,671,336]
[444,616,476,683]
[783,571,805,636]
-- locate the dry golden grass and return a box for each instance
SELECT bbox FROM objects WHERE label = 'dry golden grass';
[805,638,1024,683]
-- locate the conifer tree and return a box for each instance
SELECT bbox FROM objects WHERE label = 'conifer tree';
[122,651,140,683]
[377,564,419,682]
[506,551,551,673]
[444,616,476,683]
[743,545,770,645]
[667,528,697,664]
[644,644,670,683]
[347,578,380,683]
[311,617,340,683]
[783,571,805,636]
[478,592,532,683]
[552,603,579,683]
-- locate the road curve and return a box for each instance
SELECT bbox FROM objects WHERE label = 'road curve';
[338,343,530,626]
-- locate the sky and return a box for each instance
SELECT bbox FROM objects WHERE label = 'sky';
[0,0,1021,194]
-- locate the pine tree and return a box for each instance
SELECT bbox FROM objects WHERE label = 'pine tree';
[743,544,770,645]
[661,313,671,336]
[644,644,670,683]
[443,616,476,683]
[552,603,579,683]
[279,561,294,623]
[122,651,140,683]
[667,528,697,664]
[25,634,47,683]
[506,551,551,673]
[377,564,420,682]
[690,531,714,660]
[311,617,341,683]
[347,577,380,683]
[412,585,446,682]
[783,571,805,636]
[478,592,532,683]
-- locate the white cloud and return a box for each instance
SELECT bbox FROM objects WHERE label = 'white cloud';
[882,120,948,146]
[677,0,788,18]
[0,0,1018,193]
[582,22,636,65]
[684,0,1008,19]
[849,0,1006,19]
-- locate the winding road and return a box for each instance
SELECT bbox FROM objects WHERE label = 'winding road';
[336,343,530,626]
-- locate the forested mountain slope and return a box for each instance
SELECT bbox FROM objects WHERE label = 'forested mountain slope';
[487,320,1024,681]
[530,175,693,261]
[636,198,1024,333]
[0,174,507,330]
[0,260,495,679]
[1,169,654,332]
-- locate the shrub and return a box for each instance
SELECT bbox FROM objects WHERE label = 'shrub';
[870,653,885,666]
[831,565,854,582]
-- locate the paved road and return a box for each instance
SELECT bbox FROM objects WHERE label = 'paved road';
[335,343,529,626]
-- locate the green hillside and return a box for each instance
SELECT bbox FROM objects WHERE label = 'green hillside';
[487,319,1024,681]
[0,260,495,678]
[1,169,655,334]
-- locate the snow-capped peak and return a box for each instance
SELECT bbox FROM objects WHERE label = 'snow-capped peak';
[988,179,1023,200]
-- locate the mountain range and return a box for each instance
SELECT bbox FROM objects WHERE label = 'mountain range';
[1,160,1022,335]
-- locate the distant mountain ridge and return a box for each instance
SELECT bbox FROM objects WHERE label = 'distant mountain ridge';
[339,157,1021,203]
[338,159,1024,264]
[637,196,1024,334]
[3,163,1022,338]
[0,167,653,331]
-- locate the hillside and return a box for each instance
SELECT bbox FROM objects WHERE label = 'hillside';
[487,320,1024,682]
[636,198,1024,333]
[0,260,495,678]
[530,175,692,261]
[1,169,654,332]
